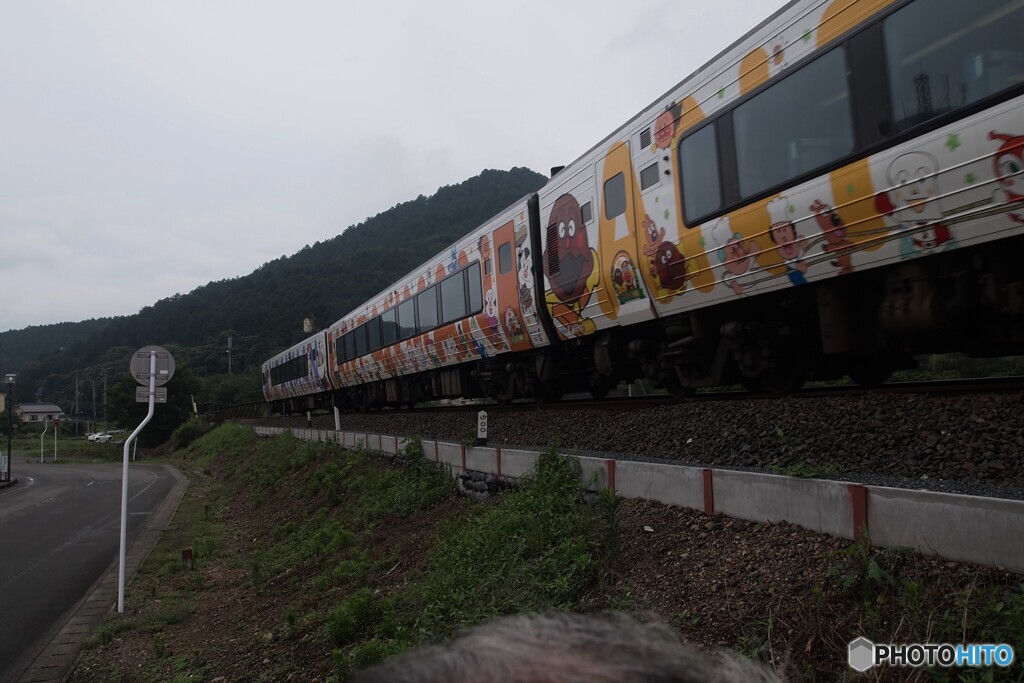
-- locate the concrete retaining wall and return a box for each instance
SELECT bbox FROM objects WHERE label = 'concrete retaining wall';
[247,425,1024,573]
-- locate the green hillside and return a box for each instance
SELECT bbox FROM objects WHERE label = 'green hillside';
[3,167,548,418]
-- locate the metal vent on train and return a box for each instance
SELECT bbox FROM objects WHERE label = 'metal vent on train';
[640,127,652,149]
[546,224,560,275]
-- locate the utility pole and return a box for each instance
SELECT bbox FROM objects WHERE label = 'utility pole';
[74,371,80,435]
[90,376,97,427]
[103,370,107,429]
[227,336,233,375]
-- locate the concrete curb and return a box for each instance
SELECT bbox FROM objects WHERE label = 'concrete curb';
[255,425,1024,573]
[17,465,190,683]
[0,477,18,490]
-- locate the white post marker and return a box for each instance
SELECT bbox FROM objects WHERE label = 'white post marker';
[476,410,488,446]
[119,345,174,613]
[54,419,58,462]
[40,417,48,463]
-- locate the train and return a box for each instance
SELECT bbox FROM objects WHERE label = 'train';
[264,0,1024,413]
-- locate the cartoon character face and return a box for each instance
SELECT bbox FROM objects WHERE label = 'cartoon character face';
[545,194,594,303]
[990,131,1024,199]
[722,237,757,275]
[504,308,523,337]
[886,151,942,224]
[516,243,533,289]
[810,200,846,244]
[654,242,687,290]
[484,289,498,319]
[770,221,801,260]
[642,214,666,256]
[654,109,676,150]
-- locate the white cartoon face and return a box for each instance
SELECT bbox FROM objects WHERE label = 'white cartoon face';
[887,152,943,224]
[516,243,534,289]
[484,289,498,318]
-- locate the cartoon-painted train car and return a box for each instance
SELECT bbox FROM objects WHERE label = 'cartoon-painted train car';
[265,0,1024,409]
[262,334,333,412]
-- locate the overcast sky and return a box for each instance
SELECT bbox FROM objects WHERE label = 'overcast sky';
[1,0,781,333]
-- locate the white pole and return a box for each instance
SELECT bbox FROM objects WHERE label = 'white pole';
[118,351,157,613]
[40,418,48,463]
[54,422,58,462]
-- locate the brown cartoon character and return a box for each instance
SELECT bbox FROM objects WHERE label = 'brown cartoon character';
[810,200,854,275]
[653,242,688,291]
[545,194,594,305]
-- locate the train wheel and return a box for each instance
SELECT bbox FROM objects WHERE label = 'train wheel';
[759,365,805,394]
[533,379,563,404]
[589,376,612,400]
[663,373,696,399]
[848,360,892,388]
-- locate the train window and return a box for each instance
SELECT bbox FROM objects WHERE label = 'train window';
[344,331,355,361]
[467,261,482,314]
[335,337,346,362]
[484,258,492,275]
[381,308,398,345]
[398,298,416,340]
[604,173,626,219]
[367,316,381,351]
[884,0,1024,132]
[680,123,722,224]
[417,285,439,333]
[354,325,367,357]
[498,242,512,274]
[640,162,660,190]
[733,47,853,198]
[581,201,593,224]
[440,271,467,323]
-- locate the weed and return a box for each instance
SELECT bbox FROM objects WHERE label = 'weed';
[326,588,386,647]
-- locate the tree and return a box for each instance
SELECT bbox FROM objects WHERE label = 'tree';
[108,366,201,447]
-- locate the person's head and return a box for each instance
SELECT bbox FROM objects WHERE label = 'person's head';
[350,611,778,683]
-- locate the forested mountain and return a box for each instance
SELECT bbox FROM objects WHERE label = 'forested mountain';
[3,167,548,415]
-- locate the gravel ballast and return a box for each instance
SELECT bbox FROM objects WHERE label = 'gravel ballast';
[251,391,1024,500]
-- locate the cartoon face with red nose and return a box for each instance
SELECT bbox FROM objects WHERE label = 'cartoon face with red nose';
[990,131,1024,224]
[653,242,688,291]
[653,102,682,151]
[545,194,594,304]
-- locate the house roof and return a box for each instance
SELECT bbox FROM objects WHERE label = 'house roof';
[18,403,65,414]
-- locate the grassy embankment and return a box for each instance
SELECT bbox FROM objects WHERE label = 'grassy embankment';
[71,424,1023,682]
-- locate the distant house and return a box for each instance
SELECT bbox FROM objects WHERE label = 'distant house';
[16,403,66,423]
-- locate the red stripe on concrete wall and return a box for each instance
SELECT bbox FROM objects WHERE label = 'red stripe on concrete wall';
[496,448,502,478]
[703,469,715,515]
[849,484,868,540]
[606,459,616,493]
[461,445,466,472]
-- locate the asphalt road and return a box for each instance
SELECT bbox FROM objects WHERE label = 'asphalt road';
[0,459,175,682]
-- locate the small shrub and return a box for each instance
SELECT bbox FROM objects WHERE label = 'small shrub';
[326,588,385,647]
[172,421,206,450]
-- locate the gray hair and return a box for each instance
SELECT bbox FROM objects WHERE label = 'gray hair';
[351,612,779,683]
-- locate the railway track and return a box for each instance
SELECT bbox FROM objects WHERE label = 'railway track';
[217,375,1024,421]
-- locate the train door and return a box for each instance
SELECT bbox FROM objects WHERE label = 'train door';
[595,141,658,328]
[489,211,540,352]
[539,167,603,340]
